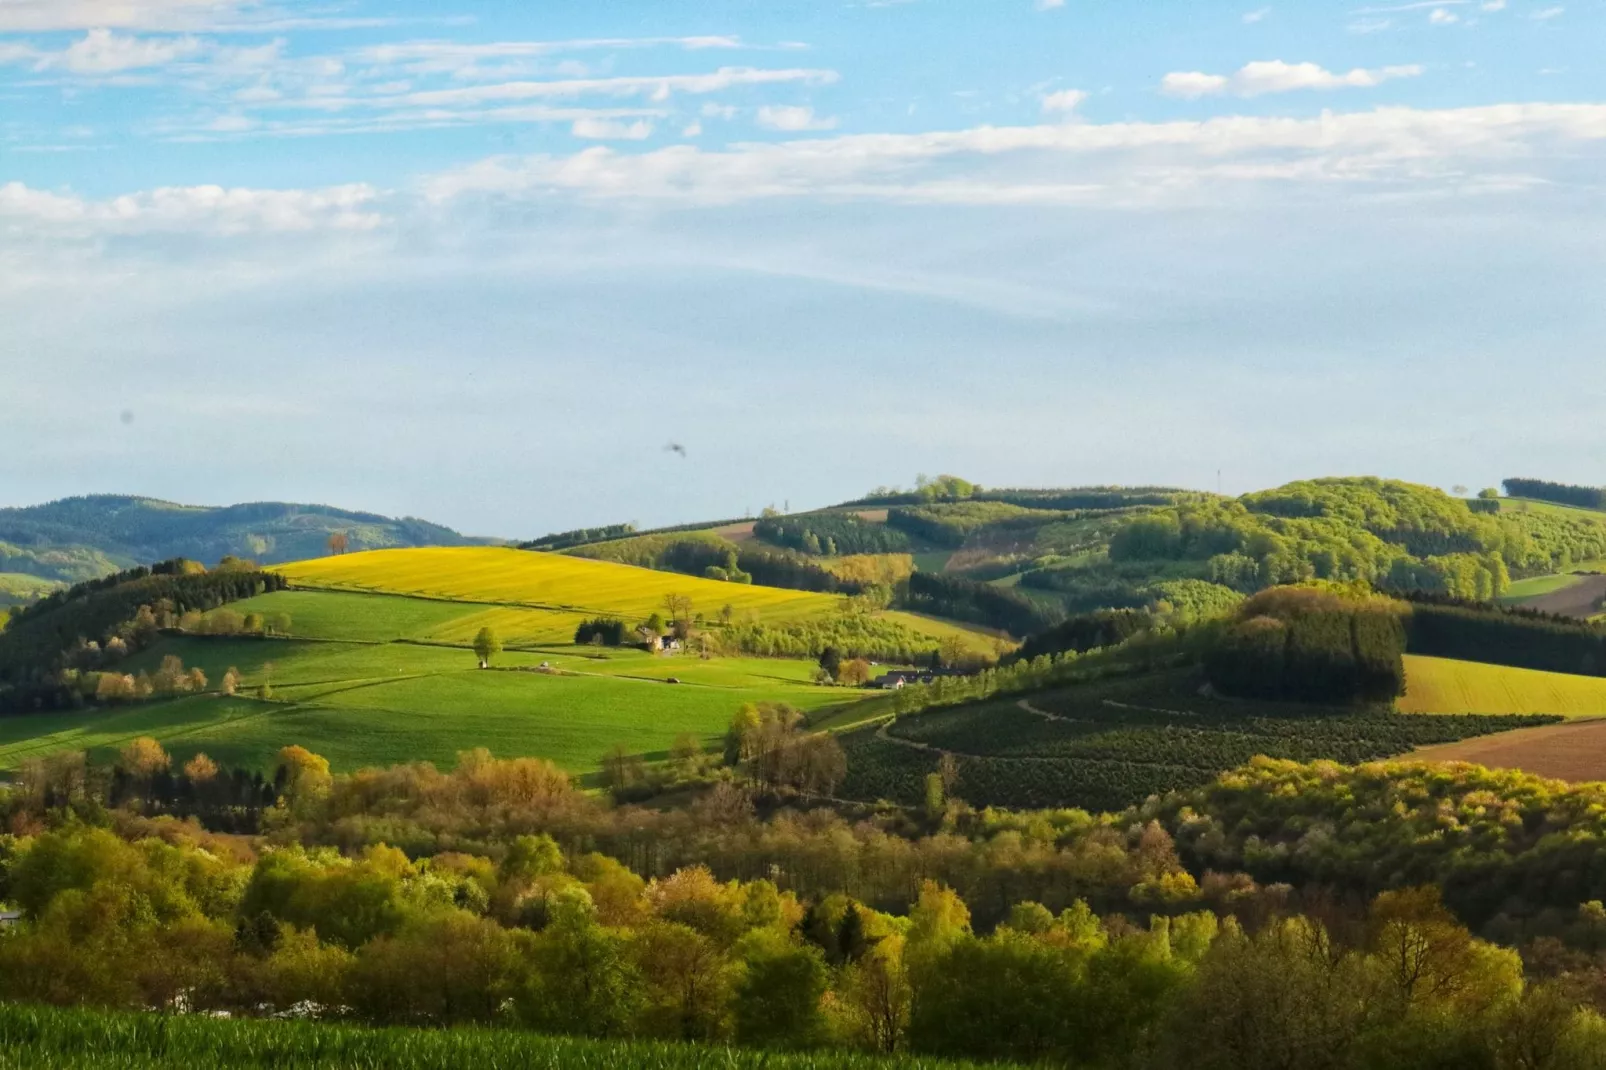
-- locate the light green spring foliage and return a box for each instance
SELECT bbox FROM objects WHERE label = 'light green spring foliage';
[1103,476,1606,601]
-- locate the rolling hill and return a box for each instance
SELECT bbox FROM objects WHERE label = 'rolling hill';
[0,546,1001,780]
[0,494,499,590]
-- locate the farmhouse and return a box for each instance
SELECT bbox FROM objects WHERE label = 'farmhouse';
[872,668,969,690]
[0,911,19,929]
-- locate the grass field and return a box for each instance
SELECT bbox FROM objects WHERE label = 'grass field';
[1500,498,1606,520]
[1400,654,1606,717]
[0,631,852,778]
[1501,572,1589,602]
[0,548,1006,780]
[0,1002,1002,1070]
[0,572,61,607]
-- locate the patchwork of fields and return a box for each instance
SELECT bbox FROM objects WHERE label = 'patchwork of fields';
[277,546,996,654]
[1,551,935,778]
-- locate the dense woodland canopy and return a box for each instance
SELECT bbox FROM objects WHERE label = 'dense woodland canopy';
[9,744,1606,1066]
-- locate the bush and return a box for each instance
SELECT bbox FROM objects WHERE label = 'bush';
[574,618,629,646]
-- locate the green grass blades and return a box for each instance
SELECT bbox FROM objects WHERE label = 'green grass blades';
[0,1003,1008,1070]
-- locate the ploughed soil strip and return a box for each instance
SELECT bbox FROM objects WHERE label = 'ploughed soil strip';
[1515,574,1606,620]
[1415,717,1606,781]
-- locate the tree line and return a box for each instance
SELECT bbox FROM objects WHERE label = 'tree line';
[13,743,1606,1065]
[1504,478,1606,512]
[754,516,913,558]
[1400,594,1606,676]
[0,562,287,712]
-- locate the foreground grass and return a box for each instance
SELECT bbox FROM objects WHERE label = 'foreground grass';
[1399,654,1606,717]
[0,1003,1001,1070]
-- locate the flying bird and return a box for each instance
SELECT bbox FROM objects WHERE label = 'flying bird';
[665,442,687,458]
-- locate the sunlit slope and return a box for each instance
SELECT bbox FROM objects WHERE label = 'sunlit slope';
[275,546,999,651]
[1401,654,1606,717]
[278,547,831,619]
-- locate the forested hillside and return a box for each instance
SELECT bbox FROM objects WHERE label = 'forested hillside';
[0,495,495,585]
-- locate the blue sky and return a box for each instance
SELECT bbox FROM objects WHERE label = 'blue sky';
[3,0,1604,537]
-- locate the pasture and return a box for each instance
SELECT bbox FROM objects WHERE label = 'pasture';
[1398,654,1606,717]
[0,556,890,779]
[0,630,851,779]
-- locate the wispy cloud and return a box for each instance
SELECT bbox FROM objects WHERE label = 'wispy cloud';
[0,0,462,33]
[571,117,654,141]
[1531,5,1564,19]
[0,179,383,235]
[421,102,1606,209]
[755,104,837,131]
[1162,60,1423,98]
[1041,88,1087,115]
[1243,8,1272,23]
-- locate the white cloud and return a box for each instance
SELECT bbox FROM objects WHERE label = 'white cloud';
[1429,8,1460,24]
[353,36,742,78]
[0,180,383,235]
[53,29,204,74]
[1481,0,1506,10]
[755,104,837,131]
[0,0,247,31]
[1162,59,1423,98]
[367,67,838,110]
[1041,88,1088,115]
[1531,5,1563,18]
[1351,0,1468,11]
[1161,72,1230,98]
[682,121,703,137]
[1243,8,1272,22]
[571,117,654,140]
[1035,0,1066,9]
[422,102,1606,208]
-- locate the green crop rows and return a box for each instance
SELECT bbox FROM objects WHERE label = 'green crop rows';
[838,671,1558,812]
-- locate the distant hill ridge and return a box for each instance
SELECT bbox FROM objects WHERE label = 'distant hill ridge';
[0,494,499,589]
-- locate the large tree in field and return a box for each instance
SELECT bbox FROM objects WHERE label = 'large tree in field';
[474,627,502,668]
[327,531,350,555]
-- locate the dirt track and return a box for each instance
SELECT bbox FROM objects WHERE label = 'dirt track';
[1517,574,1606,619]
[1414,718,1606,782]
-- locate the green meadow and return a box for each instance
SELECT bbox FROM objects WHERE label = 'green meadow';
[0,585,861,781]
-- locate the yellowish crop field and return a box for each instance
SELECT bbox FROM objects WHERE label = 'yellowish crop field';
[278,547,832,619]
[1400,654,1606,717]
[276,547,999,654]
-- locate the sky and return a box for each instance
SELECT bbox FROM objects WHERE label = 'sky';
[2,0,1604,538]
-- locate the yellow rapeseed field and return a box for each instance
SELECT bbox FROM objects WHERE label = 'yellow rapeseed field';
[276,546,998,652]
[278,547,831,618]
[1400,654,1606,718]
